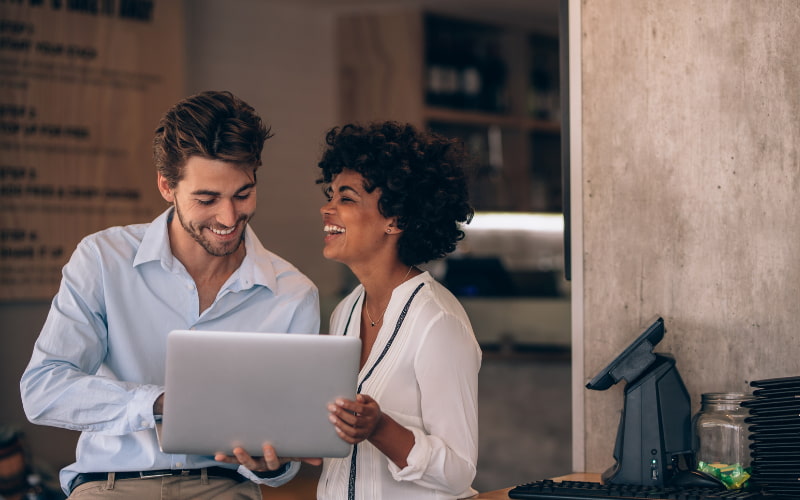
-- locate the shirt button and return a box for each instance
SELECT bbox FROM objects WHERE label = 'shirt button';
[187,283,194,290]
[141,420,148,427]
[176,462,183,468]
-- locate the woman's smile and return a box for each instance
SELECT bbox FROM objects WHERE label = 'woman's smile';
[323,223,346,244]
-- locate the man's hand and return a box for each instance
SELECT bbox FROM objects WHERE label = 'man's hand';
[214,444,322,473]
[153,393,164,416]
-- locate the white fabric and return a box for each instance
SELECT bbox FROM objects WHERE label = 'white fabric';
[317,272,481,500]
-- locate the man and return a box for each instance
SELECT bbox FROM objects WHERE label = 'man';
[20,91,320,499]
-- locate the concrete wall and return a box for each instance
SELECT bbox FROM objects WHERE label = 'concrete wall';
[578,0,800,473]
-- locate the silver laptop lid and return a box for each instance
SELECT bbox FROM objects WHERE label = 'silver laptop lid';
[159,330,360,458]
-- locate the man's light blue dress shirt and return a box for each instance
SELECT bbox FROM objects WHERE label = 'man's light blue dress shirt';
[20,208,320,494]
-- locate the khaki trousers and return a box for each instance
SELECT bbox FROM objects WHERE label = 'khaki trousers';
[68,471,262,500]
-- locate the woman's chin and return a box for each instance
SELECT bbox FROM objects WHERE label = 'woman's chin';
[322,247,339,262]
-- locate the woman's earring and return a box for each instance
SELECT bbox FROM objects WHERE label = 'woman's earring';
[386,228,392,233]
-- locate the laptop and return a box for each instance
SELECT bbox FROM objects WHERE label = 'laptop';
[158,330,361,458]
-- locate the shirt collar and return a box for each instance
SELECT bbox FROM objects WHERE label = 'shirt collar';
[133,207,174,269]
[237,225,277,292]
[133,207,276,293]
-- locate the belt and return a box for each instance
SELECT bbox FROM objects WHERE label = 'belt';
[70,467,245,492]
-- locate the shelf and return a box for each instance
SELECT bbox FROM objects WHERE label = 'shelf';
[424,106,560,133]
[336,9,562,212]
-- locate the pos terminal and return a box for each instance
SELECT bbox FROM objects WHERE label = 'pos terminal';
[586,317,693,487]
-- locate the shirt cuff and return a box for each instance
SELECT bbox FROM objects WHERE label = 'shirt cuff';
[387,426,429,481]
[128,384,165,432]
[253,462,290,478]
[237,461,300,487]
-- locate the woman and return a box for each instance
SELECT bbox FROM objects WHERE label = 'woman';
[317,121,481,500]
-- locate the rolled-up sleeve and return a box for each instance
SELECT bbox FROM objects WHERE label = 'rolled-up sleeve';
[387,313,481,495]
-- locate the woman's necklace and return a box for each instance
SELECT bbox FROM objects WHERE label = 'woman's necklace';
[364,266,414,327]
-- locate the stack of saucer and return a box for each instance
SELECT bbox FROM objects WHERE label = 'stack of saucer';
[744,376,800,497]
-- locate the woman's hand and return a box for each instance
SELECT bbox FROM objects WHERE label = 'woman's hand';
[330,394,415,469]
[328,394,382,444]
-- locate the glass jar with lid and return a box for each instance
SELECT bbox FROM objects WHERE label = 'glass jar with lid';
[692,392,754,489]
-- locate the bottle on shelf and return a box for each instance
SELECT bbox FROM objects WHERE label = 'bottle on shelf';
[459,36,483,111]
[425,30,450,108]
[527,35,560,121]
[478,39,508,113]
[426,15,510,114]
[528,65,553,120]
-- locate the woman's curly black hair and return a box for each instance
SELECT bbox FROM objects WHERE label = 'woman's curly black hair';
[317,121,474,266]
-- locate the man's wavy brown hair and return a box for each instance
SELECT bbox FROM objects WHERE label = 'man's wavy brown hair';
[153,90,272,188]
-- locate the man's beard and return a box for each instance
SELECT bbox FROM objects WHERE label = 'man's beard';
[173,200,250,257]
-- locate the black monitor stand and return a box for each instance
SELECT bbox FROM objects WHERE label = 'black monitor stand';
[586,318,693,487]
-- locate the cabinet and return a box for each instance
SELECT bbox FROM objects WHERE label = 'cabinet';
[336,10,561,213]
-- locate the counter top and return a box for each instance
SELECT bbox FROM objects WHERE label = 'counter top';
[470,473,601,499]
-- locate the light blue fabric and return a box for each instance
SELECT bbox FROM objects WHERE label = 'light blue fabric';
[20,207,320,494]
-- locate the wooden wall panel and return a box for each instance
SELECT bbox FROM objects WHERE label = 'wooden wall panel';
[0,0,184,300]
[337,11,424,127]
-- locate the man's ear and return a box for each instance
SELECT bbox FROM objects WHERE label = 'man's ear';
[157,173,174,203]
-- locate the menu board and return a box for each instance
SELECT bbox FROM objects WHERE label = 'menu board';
[0,0,184,300]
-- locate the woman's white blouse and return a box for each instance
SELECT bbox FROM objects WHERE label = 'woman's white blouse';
[317,272,482,500]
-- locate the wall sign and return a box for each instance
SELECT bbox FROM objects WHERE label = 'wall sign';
[0,0,184,300]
